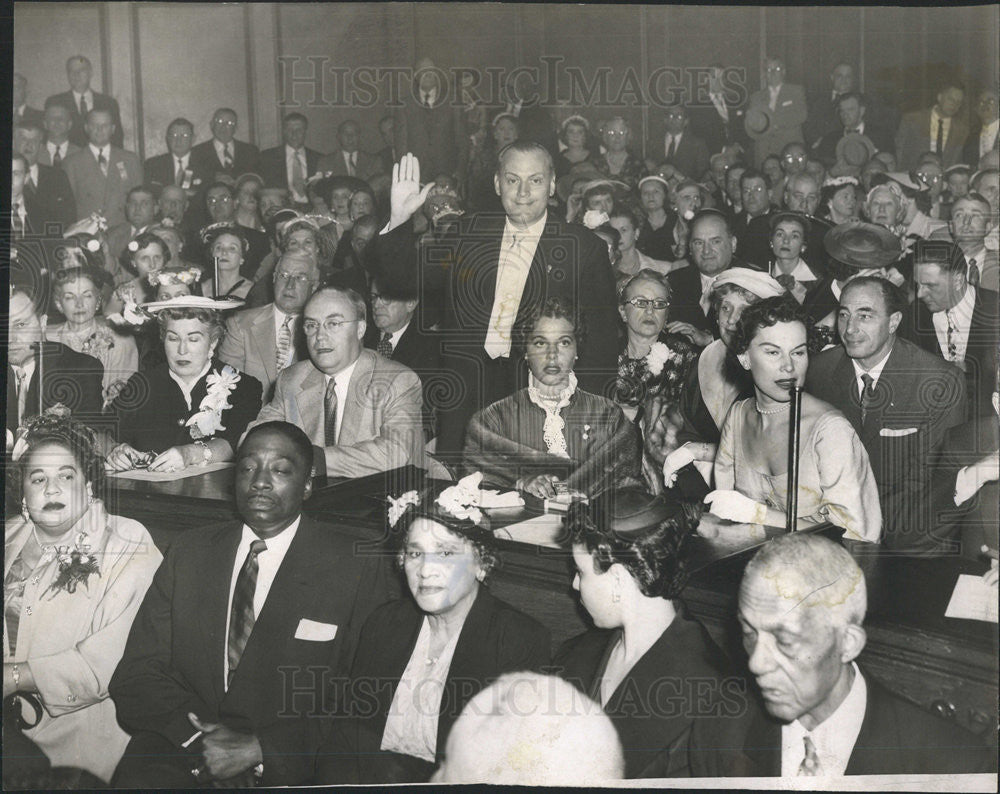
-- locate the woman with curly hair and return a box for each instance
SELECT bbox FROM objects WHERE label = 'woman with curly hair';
[318,475,550,784]
[3,412,161,783]
[463,296,640,500]
[706,294,880,541]
[554,487,757,778]
[201,224,253,300]
[104,230,170,320]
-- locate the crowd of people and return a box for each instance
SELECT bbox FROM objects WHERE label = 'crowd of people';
[5,50,999,786]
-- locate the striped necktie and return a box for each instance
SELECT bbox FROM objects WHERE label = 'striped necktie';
[227,539,267,687]
[275,314,293,372]
[946,311,958,361]
[97,150,108,176]
[377,332,394,358]
[797,735,821,776]
[860,372,875,424]
[223,143,233,170]
[324,377,339,447]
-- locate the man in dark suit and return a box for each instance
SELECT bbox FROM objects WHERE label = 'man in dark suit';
[733,169,773,261]
[963,89,999,168]
[190,107,260,182]
[258,113,322,207]
[659,104,710,180]
[804,62,856,146]
[106,186,157,262]
[60,107,143,227]
[743,174,830,274]
[394,57,466,179]
[806,276,967,552]
[37,100,80,167]
[6,288,104,434]
[375,115,397,175]
[906,240,1000,416]
[13,121,76,232]
[745,57,808,167]
[110,422,392,787]
[811,93,892,167]
[374,146,619,457]
[45,55,124,149]
[316,119,383,183]
[895,79,969,171]
[737,533,993,776]
[13,72,44,129]
[688,64,747,157]
[143,117,208,200]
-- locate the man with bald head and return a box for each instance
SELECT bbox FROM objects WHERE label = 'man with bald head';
[393,57,466,179]
[738,532,993,775]
[316,119,383,182]
[46,55,124,148]
[190,107,260,181]
[259,113,322,206]
[219,251,320,401]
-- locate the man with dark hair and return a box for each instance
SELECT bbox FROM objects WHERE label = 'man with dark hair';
[811,92,891,166]
[190,107,260,181]
[316,119,384,183]
[947,193,999,290]
[13,120,76,230]
[963,89,999,167]
[13,72,44,128]
[896,78,969,170]
[144,117,207,198]
[38,100,80,167]
[61,107,143,227]
[805,62,856,145]
[393,57,466,179]
[906,240,1000,415]
[733,168,772,249]
[259,113,322,206]
[110,421,392,787]
[806,275,967,552]
[106,185,157,263]
[374,146,619,456]
[745,57,807,167]
[688,64,749,157]
[45,55,124,148]
[660,104,710,180]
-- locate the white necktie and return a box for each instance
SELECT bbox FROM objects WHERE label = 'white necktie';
[484,233,525,359]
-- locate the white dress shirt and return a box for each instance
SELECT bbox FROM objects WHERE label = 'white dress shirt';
[214,139,234,165]
[929,107,952,152]
[89,143,111,167]
[173,153,190,179]
[698,271,716,315]
[780,662,867,776]
[931,284,976,364]
[420,87,438,108]
[768,85,782,111]
[167,361,212,410]
[46,141,69,162]
[710,92,729,122]
[664,132,683,157]
[381,320,410,352]
[980,119,999,158]
[771,258,817,283]
[483,213,546,358]
[73,90,94,115]
[342,150,357,175]
[324,357,359,442]
[222,517,301,687]
[851,344,893,399]
[285,144,308,199]
[11,358,37,424]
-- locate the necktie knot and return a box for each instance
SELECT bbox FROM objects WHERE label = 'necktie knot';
[798,734,822,776]
[377,332,394,358]
[248,539,268,557]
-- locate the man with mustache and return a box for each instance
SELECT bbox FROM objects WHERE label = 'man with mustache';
[110,421,393,787]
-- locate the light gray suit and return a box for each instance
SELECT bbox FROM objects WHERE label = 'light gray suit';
[218,303,287,402]
[248,348,424,477]
[37,142,81,167]
[61,145,143,228]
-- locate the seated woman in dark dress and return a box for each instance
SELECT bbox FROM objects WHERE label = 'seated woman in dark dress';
[555,487,757,779]
[102,300,262,473]
[319,477,550,784]
[463,296,640,500]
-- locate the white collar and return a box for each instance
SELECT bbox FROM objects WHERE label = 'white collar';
[285,143,304,156]
[174,152,189,165]
[502,211,547,242]
[781,662,867,776]
[168,360,213,410]
[89,143,110,159]
[941,283,977,321]
[381,319,411,349]
[323,355,360,388]
[238,515,300,559]
[12,357,36,382]
[772,258,817,282]
[214,139,234,153]
[73,89,93,103]
[851,341,894,389]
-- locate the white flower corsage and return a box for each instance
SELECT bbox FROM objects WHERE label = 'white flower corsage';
[127,240,139,252]
[186,366,240,440]
[108,291,150,327]
[91,213,108,233]
[148,267,202,287]
[582,209,610,230]
[47,531,100,596]
[85,238,101,252]
[436,472,485,525]
[646,341,670,376]
[388,490,421,527]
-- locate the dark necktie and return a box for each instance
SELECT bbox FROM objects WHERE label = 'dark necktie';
[798,735,821,776]
[98,150,108,177]
[860,372,875,424]
[52,146,62,167]
[667,136,676,159]
[175,158,185,186]
[79,95,88,117]
[936,118,945,154]
[223,144,233,170]
[377,332,394,358]
[324,377,339,447]
[227,538,267,687]
[946,311,958,361]
[12,201,24,238]
[968,259,980,287]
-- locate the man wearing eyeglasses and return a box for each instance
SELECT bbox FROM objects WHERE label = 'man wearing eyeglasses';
[745,57,807,168]
[190,107,261,182]
[247,286,424,477]
[895,78,968,172]
[219,251,319,402]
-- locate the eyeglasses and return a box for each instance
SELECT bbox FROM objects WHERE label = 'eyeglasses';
[782,154,806,162]
[623,297,668,310]
[275,270,313,285]
[370,292,399,305]
[916,172,942,184]
[303,318,359,335]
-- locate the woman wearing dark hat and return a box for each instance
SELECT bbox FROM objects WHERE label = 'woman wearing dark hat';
[320,474,550,784]
[819,176,861,225]
[102,298,262,473]
[201,223,253,299]
[556,115,598,177]
[635,175,677,262]
[555,487,756,778]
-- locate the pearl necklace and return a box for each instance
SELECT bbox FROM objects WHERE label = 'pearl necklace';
[754,399,790,416]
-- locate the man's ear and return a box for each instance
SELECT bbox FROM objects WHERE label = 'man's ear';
[840,623,866,663]
[302,477,314,502]
[494,173,501,198]
[731,235,738,254]
[888,310,902,336]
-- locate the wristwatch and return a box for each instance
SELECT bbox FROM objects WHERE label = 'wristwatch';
[193,440,213,466]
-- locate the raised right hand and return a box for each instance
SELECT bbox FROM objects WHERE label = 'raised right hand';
[388,153,434,230]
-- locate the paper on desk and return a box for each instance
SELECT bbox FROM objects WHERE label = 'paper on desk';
[109,461,234,481]
[479,489,524,509]
[494,514,566,548]
[945,574,998,623]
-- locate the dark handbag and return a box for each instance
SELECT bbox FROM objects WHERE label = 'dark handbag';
[2,692,51,786]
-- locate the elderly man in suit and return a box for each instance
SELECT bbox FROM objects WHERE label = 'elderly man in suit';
[963,89,999,168]
[907,240,1000,416]
[248,287,424,477]
[804,62,856,146]
[37,100,80,167]
[190,108,260,182]
[660,104,710,180]
[811,93,892,168]
[895,79,969,171]
[689,65,748,158]
[738,533,993,776]
[315,119,382,184]
[143,117,206,198]
[105,185,157,261]
[110,421,392,787]
[374,146,620,457]
[13,121,76,231]
[394,57,466,179]
[13,72,44,129]
[219,251,320,402]
[45,55,124,149]
[806,276,967,553]
[745,57,808,167]
[259,113,322,207]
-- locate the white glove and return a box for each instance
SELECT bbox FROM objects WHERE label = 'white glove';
[663,444,696,486]
[704,490,768,524]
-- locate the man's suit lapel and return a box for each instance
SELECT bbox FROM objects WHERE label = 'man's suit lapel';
[831,351,864,433]
[340,350,376,447]
[197,525,243,702]
[251,307,278,386]
[294,365,326,444]
[862,343,907,444]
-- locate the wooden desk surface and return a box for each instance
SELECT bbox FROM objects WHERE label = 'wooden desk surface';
[104,466,999,739]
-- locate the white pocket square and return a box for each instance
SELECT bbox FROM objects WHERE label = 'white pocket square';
[782,100,793,106]
[880,427,918,437]
[294,618,338,641]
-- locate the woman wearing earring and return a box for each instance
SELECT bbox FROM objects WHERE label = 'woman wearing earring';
[319,475,550,784]
[706,295,880,541]
[555,487,757,778]
[767,211,820,304]
[3,412,161,783]
[463,297,640,500]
